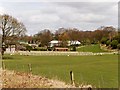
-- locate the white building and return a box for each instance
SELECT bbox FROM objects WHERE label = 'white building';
[6,45,16,53]
[49,40,81,47]
[49,40,61,47]
[68,41,81,46]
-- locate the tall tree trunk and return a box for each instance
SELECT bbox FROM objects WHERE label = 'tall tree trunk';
[1,19,7,56]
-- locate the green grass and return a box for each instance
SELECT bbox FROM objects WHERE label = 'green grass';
[77,44,106,53]
[3,54,118,88]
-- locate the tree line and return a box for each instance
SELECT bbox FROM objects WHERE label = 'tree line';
[33,26,118,47]
[0,14,119,54]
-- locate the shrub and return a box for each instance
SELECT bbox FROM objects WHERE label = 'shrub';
[33,47,47,51]
[33,48,39,51]
[47,47,52,51]
[101,37,108,44]
[110,40,118,49]
[26,45,33,51]
[106,40,111,46]
[40,48,47,51]
[117,44,120,49]
[70,46,76,51]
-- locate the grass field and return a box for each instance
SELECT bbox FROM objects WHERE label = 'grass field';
[77,44,106,53]
[2,54,118,88]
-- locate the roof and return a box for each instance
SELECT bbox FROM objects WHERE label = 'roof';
[50,40,59,44]
[68,41,81,45]
[50,40,81,45]
[55,47,68,49]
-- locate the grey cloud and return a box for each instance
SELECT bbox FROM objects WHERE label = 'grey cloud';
[0,2,118,35]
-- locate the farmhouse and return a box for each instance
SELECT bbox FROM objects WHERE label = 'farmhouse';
[49,40,61,47]
[68,41,81,46]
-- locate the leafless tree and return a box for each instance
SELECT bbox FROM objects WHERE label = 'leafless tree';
[0,14,27,55]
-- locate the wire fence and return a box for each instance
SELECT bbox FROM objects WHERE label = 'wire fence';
[5,51,118,56]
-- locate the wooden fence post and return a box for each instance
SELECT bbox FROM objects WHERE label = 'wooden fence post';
[28,64,32,74]
[2,61,5,70]
[70,71,75,86]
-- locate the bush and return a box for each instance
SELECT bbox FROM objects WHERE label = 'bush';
[110,40,118,49]
[33,48,39,51]
[113,35,120,43]
[33,47,47,51]
[47,47,52,51]
[117,44,120,49]
[70,46,76,51]
[26,45,33,51]
[106,40,111,46]
[101,37,108,44]
[40,48,47,51]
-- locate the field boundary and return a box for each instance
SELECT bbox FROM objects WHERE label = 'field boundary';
[5,51,118,56]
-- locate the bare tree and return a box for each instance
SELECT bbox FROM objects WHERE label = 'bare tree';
[35,29,53,47]
[0,14,27,55]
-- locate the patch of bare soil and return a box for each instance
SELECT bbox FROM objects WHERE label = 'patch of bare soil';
[1,69,92,88]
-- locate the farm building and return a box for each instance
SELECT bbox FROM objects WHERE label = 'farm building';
[68,41,81,46]
[6,45,16,53]
[49,40,61,47]
[55,47,68,51]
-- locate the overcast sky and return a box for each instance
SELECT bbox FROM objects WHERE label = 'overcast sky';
[0,0,118,35]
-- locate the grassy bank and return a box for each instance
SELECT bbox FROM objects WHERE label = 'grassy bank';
[77,44,106,53]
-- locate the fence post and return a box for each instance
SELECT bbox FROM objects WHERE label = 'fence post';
[70,71,75,86]
[28,64,32,74]
[2,61,5,70]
